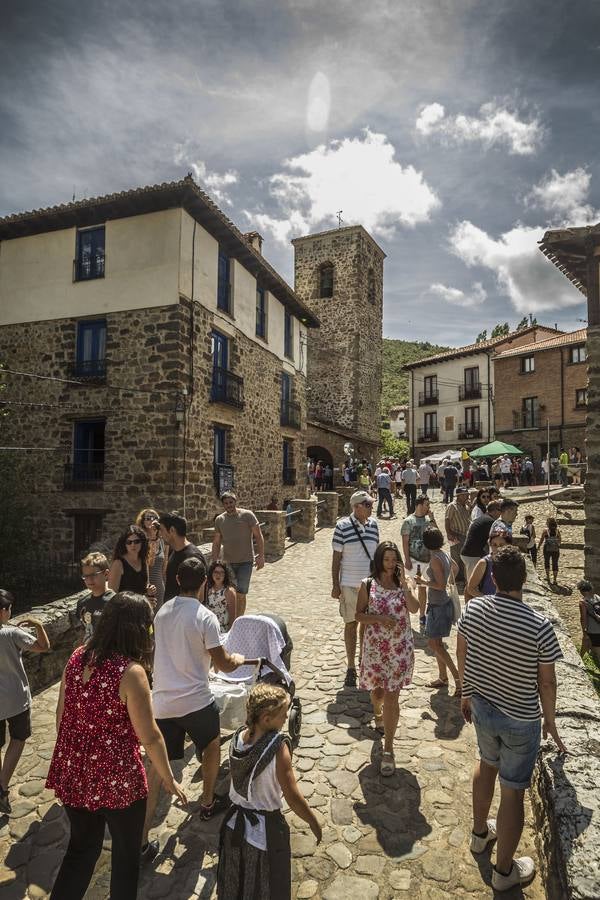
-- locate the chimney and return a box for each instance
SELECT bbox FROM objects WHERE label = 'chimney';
[244,231,263,255]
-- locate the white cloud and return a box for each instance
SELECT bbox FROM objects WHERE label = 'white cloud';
[245,128,440,244]
[450,220,583,313]
[416,101,544,155]
[428,281,487,308]
[173,143,238,204]
[526,167,600,224]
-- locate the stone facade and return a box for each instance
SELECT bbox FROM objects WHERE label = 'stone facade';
[293,226,384,466]
[494,330,588,468]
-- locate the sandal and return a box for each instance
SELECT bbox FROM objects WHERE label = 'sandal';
[380,752,395,776]
[429,678,449,689]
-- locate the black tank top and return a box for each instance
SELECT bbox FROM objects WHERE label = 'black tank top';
[119,558,147,594]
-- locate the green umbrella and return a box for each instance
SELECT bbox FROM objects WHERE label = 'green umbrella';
[469,440,524,458]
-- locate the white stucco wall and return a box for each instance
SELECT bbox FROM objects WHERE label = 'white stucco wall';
[0,208,182,325]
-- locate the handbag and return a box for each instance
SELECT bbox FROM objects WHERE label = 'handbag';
[448,573,462,623]
[350,518,374,574]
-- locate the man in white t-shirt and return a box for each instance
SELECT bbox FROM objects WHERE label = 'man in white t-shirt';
[141,557,245,859]
[417,461,434,496]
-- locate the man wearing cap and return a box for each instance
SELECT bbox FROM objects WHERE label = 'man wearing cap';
[331,491,379,687]
[445,487,472,587]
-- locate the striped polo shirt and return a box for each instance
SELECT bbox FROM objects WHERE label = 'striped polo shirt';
[458,592,563,721]
[332,514,379,588]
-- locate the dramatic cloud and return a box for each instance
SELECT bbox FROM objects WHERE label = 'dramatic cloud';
[428,281,487,308]
[173,143,238,204]
[450,220,583,313]
[526,167,600,224]
[245,129,440,243]
[416,101,544,155]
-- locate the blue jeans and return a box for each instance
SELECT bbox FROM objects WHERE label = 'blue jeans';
[377,487,394,517]
[229,561,253,595]
[471,693,541,789]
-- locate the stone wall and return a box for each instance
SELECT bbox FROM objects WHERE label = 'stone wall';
[523,568,600,900]
[17,592,86,694]
[293,226,384,463]
[585,325,600,587]
[0,296,308,570]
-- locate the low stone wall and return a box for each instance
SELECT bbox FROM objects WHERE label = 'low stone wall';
[16,592,86,695]
[523,569,600,900]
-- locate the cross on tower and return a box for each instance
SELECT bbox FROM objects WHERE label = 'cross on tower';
[336,210,343,228]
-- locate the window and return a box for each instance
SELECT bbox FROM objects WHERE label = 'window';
[424,412,437,434]
[213,425,228,465]
[75,319,106,378]
[282,439,295,484]
[367,268,375,304]
[210,331,244,407]
[73,513,104,562]
[217,250,231,313]
[319,264,334,298]
[256,287,267,338]
[465,406,480,429]
[75,226,105,281]
[522,397,538,429]
[570,345,587,364]
[213,426,234,492]
[576,388,588,408]
[66,420,105,488]
[520,355,535,374]
[284,310,294,360]
[424,375,437,399]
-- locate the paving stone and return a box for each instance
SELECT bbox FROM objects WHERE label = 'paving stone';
[331,799,354,825]
[292,833,317,857]
[448,826,466,848]
[388,868,411,891]
[326,842,353,869]
[423,789,453,806]
[318,756,340,771]
[296,758,315,772]
[18,780,46,799]
[304,711,328,724]
[421,850,453,882]
[322,874,380,900]
[354,854,386,876]
[8,800,36,819]
[342,825,362,843]
[297,878,319,898]
[304,856,335,881]
[326,771,358,795]
[344,752,368,773]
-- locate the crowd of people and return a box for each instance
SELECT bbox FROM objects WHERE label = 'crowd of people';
[0,474,577,897]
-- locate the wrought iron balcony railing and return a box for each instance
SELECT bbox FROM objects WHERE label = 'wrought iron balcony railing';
[417,428,439,443]
[418,391,439,406]
[70,359,107,380]
[459,383,482,400]
[458,424,482,440]
[210,367,244,408]
[73,254,105,282]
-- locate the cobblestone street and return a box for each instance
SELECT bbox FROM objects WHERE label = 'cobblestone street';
[1,502,546,899]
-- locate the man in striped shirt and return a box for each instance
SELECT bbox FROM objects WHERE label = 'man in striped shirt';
[331,491,379,687]
[457,545,565,892]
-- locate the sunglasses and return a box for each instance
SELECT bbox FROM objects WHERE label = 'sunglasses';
[126,538,142,546]
[81,572,105,580]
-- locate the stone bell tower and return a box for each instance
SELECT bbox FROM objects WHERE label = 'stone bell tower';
[292,225,385,468]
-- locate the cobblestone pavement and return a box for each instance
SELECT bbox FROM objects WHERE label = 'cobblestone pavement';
[1,500,547,899]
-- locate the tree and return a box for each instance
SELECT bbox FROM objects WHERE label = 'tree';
[380,428,410,459]
[491,322,510,338]
[475,330,487,344]
[516,316,529,331]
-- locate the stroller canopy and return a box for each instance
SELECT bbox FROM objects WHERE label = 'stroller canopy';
[222,614,292,685]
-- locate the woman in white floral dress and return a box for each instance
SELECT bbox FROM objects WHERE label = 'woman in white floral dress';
[356,541,420,775]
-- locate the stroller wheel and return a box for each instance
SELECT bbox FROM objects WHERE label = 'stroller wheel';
[289,697,302,748]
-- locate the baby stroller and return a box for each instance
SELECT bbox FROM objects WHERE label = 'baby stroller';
[209,613,302,747]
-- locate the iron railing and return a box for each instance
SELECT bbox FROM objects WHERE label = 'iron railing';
[281,400,301,429]
[211,367,244,408]
[64,462,105,490]
[282,467,296,485]
[459,383,482,400]
[73,254,105,281]
[417,428,439,442]
[418,391,439,406]
[70,359,107,380]
[458,423,482,439]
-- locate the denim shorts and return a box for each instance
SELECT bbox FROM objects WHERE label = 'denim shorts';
[229,561,253,595]
[471,693,541,789]
[425,599,453,639]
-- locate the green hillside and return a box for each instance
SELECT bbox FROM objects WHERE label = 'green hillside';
[381,338,452,414]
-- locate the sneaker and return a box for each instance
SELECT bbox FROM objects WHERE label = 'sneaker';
[199,794,230,820]
[0,789,10,815]
[469,819,497,853]
[343,668,357,688]
[492,857,536,891]
[140,839,159,863]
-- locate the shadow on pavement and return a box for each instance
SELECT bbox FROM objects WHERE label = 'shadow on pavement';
[428,687,466,740]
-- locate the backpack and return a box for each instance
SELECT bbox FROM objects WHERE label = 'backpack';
[545,531,560,552]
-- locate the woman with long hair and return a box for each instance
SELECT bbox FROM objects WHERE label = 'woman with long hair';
[203,560,237,631]
[355,541,420,776]
[470,488,490,522]
[135,508,167,606]
[46,592,186,900]
[538,517,562,585]
[108,525,156,602]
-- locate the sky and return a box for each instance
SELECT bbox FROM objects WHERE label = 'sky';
[1,0,599,345]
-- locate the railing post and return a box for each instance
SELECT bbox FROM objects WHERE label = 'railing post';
[290,498,317,542]
[316,492,339,527]
[255,511,286,560]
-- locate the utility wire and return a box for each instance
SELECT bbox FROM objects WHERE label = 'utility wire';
[0,368,181,398]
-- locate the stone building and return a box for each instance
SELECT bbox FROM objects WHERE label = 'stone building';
[292,226,384,469]
[494,328,588,467]
[538,225,599,584]
[404,325,560,460]
[0,176,318,561]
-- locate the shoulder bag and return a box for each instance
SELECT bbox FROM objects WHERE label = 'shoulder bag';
[350,518,375,574]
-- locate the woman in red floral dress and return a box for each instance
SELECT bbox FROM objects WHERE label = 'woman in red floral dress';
[356,541,420,776]
[46,591,186,900]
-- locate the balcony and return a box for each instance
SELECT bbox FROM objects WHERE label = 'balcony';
[418,428,439,443]
[513,410,539,430]
[418,391,439,406]
[210,367,244,409]
[282,467,296,485]
[73,254,105,282]
[70,359,107,381]
[459,383,482,400]
[64,463,105,490]
[281,400,301,429]
[458,423,482,440]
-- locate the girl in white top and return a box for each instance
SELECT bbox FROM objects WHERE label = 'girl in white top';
[470,488,491,522]
[217,684,321,899]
